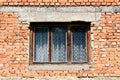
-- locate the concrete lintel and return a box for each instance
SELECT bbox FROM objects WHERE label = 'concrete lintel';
[2,6,116,22]
[0,6,118,13]
[18,12,101,22]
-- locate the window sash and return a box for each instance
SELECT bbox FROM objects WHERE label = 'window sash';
[71,28,87,62]
[51,27,67,62]
[33,28,49,62]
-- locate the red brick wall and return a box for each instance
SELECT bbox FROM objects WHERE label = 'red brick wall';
[91,13,120,76]
[0,0,120,6]
[0,12,120,77]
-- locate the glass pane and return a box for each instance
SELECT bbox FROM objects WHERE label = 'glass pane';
[51,27,66,62]
[34,28,48,62]
[72,28,87,62]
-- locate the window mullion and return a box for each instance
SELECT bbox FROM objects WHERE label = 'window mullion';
[67,27,71,64]
[49,28,52,63]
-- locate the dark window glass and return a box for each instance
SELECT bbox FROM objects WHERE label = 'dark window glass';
[51,27,67,62]
[34,28,49,62]
[72,28,87,62]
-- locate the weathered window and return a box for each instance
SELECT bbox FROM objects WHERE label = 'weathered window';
[30,22,90,64]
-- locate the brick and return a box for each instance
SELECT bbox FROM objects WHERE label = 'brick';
[13,0,21,2]
[68,0,73,2]
[38,0,43,2]
[18,2,24,5]
[112,2,117,5]
[91,2,96,5]
[27,0,37,2]
[101,2,107,5]
[70,2,75,5]
[9,2,14,5]
[40,2,45,5]
[24,2,29,5]
[106,2,112,5]
[43,0,53,2]
[86,2,90,5]
[0,0,6,3]
[34,2,39,5]
[66,2,70,5]
[74,0,83,2]
[55,2,60,5]
[81,2,85,5]
[0,64,4,67]
[13,2,19,5]
[58,0,67,2]
[22,0,27,2]
[104,0,114,2]
[117,30,120,32]
[29,2,35,5]
[3,2,9,5]
[83,0,88,2]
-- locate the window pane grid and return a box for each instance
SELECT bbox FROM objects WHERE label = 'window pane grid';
[72,28,87,62]
[34,28,49,62]
[51,27,67,62]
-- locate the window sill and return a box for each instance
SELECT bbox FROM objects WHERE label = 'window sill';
[28,64,90,71]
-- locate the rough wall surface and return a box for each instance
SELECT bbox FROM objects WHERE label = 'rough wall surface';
[0,7,120,77]
[0,0,120,79]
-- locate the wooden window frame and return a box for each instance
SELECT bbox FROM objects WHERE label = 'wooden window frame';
[29,22,90,65]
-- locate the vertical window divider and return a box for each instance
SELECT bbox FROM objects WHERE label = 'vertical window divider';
[67,26,71,64]
[49,28,52,62]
